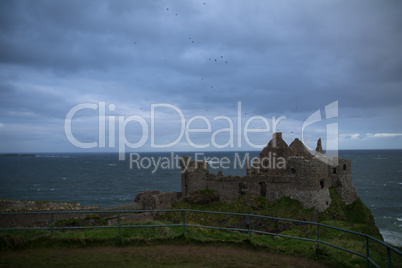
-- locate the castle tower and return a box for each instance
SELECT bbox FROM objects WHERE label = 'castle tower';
[252,132,290,175]
[259,132,290,158]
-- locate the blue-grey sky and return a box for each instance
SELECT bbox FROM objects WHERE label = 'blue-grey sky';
[1,0,402,153]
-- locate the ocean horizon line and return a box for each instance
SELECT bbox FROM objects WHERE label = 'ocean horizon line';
[2,148,402,155]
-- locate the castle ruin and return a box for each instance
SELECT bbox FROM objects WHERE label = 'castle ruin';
[180,132,357,212]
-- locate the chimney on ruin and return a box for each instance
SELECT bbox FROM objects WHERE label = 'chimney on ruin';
[272,132,282,145]
[315,138,323,154]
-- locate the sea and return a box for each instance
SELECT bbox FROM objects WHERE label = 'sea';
[0,150,401,247]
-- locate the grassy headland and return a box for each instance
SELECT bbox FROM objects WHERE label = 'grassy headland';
[1,187,400,267]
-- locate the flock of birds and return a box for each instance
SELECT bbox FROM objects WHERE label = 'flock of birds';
[163,2,235,112]
[131,3,298,134]
[134,2,255,117]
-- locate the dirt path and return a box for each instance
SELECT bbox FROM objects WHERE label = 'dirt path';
[0,244,330,268]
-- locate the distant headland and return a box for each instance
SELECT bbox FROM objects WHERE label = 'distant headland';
[0,153,36,157]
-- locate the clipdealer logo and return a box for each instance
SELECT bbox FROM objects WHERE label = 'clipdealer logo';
[64,102,286,160]
[302,101,339,166]
[64,101,339,168]
[128,151,286,174]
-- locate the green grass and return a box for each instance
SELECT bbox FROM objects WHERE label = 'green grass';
[166,187,382,239]
[1,220,400,268]
[0,188,399,267]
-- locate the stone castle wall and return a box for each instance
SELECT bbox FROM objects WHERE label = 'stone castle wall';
[180,133,357,212]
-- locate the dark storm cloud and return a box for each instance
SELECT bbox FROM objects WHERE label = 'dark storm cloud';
[1,0,402,152]
[1,1,138,71]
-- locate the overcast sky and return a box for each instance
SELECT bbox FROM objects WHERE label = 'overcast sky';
[1,0,402,154]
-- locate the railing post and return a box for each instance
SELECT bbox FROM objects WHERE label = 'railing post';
[118,212,121,237]
[248,215,252,240]
[366,235,370,268]
[387,247,391,268]
[182,210,186,237]
[316,224,320,253]
[50,213,54,237]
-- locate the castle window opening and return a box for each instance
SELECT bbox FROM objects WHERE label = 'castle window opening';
[332,168,337,174]
[259,182,267,197]
[184,173,188,196]
[239,182,246,196]
[343,164,347,171]
[320,179,325,189]
[291,168,296,174]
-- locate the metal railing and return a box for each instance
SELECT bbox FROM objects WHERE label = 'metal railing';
[1,209,401,268]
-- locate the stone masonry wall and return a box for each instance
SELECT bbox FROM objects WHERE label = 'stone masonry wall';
[179,136,358,213]
[134,191,182,210]
[134,134,359,213]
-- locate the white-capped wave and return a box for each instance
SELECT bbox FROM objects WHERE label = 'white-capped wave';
[380,229,402,247]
